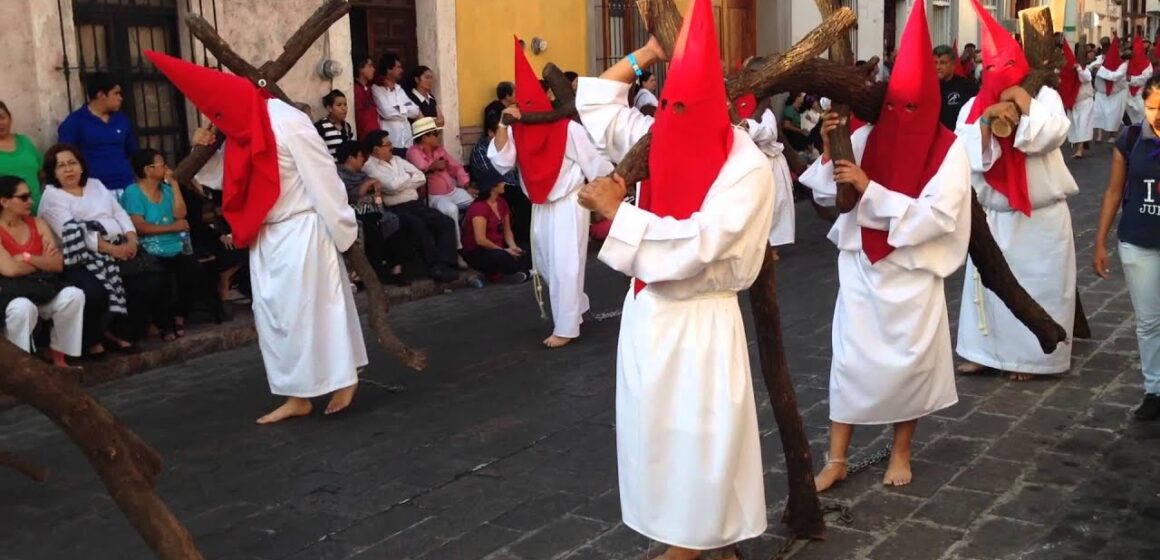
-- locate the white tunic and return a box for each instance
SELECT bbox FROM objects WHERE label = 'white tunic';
[488,121,614,338]
[577,77,771,549]
[955,87,1077,374]
[251,100,368,397]
[1126,64,1154,124]
[745,108,796,246]
[1094,60,1128,131]
[799,127,969,424]
[1068,67,1096,144]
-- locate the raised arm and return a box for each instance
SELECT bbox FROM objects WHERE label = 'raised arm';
[1011,87,1070,156]
[576,78,655,163]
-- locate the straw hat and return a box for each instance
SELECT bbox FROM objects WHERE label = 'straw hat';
[410,116,443,139]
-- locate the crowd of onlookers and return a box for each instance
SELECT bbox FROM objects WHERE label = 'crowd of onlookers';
[0,52,625,367]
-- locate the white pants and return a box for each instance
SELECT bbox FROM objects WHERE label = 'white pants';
[533,194,590,338]
[5,287,86,357]
[429,188,475,249]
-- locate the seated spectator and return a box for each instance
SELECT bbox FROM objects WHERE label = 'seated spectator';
[461,178,530,284]
[187,127,248,312]
[124,149,220,337]
[38,144,170,355]
[314,89,353,160]
[57,73,138,194]
[631,71,659,116]
[335,140,407,285]
[781,92,811,152]
[0,176,85,367]
[406,117,474,254]
[471,107,530,245]
[361,131,460,283]
[0,102,45,213]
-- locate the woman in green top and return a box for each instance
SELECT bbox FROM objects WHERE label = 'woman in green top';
[0,102,44,214]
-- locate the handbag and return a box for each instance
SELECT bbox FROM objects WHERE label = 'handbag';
[117,250,165,277]
[0,272,67,305]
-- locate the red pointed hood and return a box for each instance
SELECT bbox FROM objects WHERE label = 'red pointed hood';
[860,0,956,265]
[965,0,1032,216]
[953,39,969,78]
[634,0,732,295]
[1130,34,1150,95]
[144,51,278,248]
[1059,41,1080,110]
[511,36,568,204]
[1103,35,1123,95]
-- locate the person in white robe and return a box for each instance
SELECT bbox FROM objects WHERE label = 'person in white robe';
[146,51,367,424]
[800,0,970,492]
[1068,62,1095,152]
[575,2,773,555]
[489,115,612,348]
[1094,50,1128,141]
[1126,58,1154,125]
[744,107,796,252]
[952,10,1078,381]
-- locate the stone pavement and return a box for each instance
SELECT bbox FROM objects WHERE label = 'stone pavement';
[1,141,1158,560]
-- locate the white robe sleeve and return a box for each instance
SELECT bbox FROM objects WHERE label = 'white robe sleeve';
[283,116,359,252]
[566,121,614,181]
[856,142,970,253]
[487,130,518,175]
[955,97,1002,173]
[1078,67,1093,83]
[1097,62,1129,82]
[745,109,778,149]
[599,167,773,284]
[576,77,654,163]
[799,159,837,207]
[1012,87,1070,156]
[1129,65,1154,87]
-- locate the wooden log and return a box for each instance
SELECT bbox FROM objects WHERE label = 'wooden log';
[637,0,683,55]
[0,451,49,482]
[345,232,428,371]
[813,0,860,214]
[501,63,576,125]
[749,248,827,540]
[726,8,856,102]
[1073,290,1091,339]
[183,14,292,104]
[0,341,203,559]
[765,57,887,123]
[968,190,1068,353]
[263,0,352,81]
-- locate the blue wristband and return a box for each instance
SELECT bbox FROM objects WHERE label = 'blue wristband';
[980,116,991,126]
[627,52,643,77]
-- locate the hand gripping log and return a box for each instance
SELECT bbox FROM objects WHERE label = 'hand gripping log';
[172,0,426,371]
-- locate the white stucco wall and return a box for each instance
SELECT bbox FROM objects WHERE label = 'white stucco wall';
[416,0,462,160]
[1,0,83,150]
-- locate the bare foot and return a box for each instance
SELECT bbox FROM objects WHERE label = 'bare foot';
[956,361,986,374]
[325,383,358,415]
[543,335,574,349]
[256,398,313,424]
[814,460,848,493]
[1009,372,1035,381]
[883,451,912,487]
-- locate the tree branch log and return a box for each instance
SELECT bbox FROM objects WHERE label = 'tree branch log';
[183,14,291,104]
[501,63,576,125]
[0,341,203,559]
[263,0,352,81]
[813,0,860,213]
[0,451,49,482]
[344,234,428,371]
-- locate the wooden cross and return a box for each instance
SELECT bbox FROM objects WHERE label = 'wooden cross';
[170,0,426,372]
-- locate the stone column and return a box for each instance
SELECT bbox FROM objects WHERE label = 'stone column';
[417,0,462,160]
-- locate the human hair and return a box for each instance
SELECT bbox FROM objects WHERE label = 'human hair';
[84,72,120,100]
[564,71,579,83]
[363,130,392,157]
[933,45,955,59]
[322,89,346,108]
[377,52,402,77]
[0,175,26,199]
[0,101,9,118]
[496,81,515,100]
[352,53,373,71]
[1143,75,1160,99]
[131,148,163,179]
[964,43,976,50]
[335,140,362,164]
[42,144,89,188]
[484,105,504,134]
[407,65,433,91]
[638,70,653,86]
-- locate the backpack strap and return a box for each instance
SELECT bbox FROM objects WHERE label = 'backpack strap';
[1121,124,1143,206]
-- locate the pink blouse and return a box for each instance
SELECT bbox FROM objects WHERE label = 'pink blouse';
[405,145,469,197]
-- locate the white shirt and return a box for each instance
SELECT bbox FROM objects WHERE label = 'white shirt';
[193,144,225,190]
[39,178,136,252]
[371,82,421,149]
[362,155,426,207]
[633,89,658,110]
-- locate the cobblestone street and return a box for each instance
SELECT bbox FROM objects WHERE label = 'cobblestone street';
[1,142,1158,560]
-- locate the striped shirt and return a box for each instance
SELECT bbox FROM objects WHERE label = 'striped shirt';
[313,118,353,160]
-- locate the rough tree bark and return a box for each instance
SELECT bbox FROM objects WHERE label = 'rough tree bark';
[0,341,203,559]
[813,0,860,213]
[500,62,576,125]
[174,0,427,371]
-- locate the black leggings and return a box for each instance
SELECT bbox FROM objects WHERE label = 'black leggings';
[65,266,172,344]
[156,253,217,319]
[462,245,532,276]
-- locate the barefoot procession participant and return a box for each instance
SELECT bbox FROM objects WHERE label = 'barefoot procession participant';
[799,0,971,491]
[575,0,774,556]
[488,37,613,349]
[954,0,1078,381]
[146,51,367,424]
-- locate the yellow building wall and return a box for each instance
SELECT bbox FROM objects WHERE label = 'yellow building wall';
[455,0,589,128]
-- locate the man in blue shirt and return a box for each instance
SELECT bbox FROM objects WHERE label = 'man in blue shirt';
[57,73,139,193]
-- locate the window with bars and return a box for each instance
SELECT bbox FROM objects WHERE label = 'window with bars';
[931,0,953,47]
[67,0,190,165]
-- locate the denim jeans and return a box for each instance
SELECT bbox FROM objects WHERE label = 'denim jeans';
[1118,241,1160,394]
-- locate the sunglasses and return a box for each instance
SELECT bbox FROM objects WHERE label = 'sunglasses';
[6,193,32,202]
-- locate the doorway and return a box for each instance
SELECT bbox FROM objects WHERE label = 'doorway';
[349,0,418,69]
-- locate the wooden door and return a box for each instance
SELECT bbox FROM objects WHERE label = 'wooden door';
[721,0,755,70]
[350,0,417,68]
